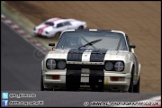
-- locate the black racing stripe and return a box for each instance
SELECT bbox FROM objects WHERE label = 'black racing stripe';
[67,49,86,61]
[90,49,107,62]
[66,64,104,70]
[89,70,104,90]
[66,69,81,89]
[66,69,104,90]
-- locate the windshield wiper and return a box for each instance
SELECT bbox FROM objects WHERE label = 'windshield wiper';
[78,39,102,49]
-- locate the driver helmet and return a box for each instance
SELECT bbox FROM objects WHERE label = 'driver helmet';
[69,37,81,47]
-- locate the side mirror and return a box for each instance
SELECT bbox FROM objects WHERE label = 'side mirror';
[130,45,136,49]
[49,43,55,51]
[49,43,55,47]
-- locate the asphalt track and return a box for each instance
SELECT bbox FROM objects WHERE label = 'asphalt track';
[1,21,161,107]
[1,21,43,91]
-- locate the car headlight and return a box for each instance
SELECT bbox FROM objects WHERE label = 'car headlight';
[114,61,124,72]
[57,60,66,69]
[105,62,113,71]
[45,31,49,34]
[46,59,56,69]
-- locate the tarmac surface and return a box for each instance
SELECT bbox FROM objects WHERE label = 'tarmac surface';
[1,22,43,91]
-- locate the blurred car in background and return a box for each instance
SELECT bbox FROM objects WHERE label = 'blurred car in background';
[41,29,141,93]
[33,17,87,38]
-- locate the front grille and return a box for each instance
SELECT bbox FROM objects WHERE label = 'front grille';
[66,64,104,70]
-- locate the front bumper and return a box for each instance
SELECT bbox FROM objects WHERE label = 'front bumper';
[42,69,131,92]
[34,31,54,37]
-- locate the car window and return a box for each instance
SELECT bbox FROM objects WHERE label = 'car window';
[56,23,64,28]
[125,35,131,51]
[64,21,71,26]
[44,22,54,26]
[56,31,128,50]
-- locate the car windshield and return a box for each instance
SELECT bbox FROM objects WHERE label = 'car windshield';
[56,31,128,50]
[44,21,54,26]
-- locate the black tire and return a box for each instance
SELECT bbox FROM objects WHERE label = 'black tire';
[55,32,61,37]
[78,26,84,29]
[40,75,44,91]
[133,77,140,93]
[128,66,134,93]
[34,34,48,38]
[41,75,52,91]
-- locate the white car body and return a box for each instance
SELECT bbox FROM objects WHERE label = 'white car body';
[41,29,141,92]
[34,17,87,37]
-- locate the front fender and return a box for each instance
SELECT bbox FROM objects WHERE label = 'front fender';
[136,63,141,82]
[41,60,43,72]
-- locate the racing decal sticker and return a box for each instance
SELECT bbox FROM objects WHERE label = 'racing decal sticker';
[66,69,104,89]
[90,49,107,62]
[67,49,86,61]
[38,25,49,35]
[66,69,81,89]
[67,49,107,62]
[89,70,104,90]
[80,68,90,85]
[82,50,93,62]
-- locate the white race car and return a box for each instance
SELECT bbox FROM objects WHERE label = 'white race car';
[41,29,141,93]
[34,17,87,37]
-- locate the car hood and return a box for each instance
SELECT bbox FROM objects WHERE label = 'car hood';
[45,49,131,62]
[36,24,54,31]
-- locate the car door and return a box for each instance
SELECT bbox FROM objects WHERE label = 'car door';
[56,23,67,32]
[63,21,74,29]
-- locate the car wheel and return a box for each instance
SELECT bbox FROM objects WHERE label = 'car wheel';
[55,32,61,37]
[78,26,84,29]
[40,75,44,91]
[128,66,134,93]
[133,77,140,93]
